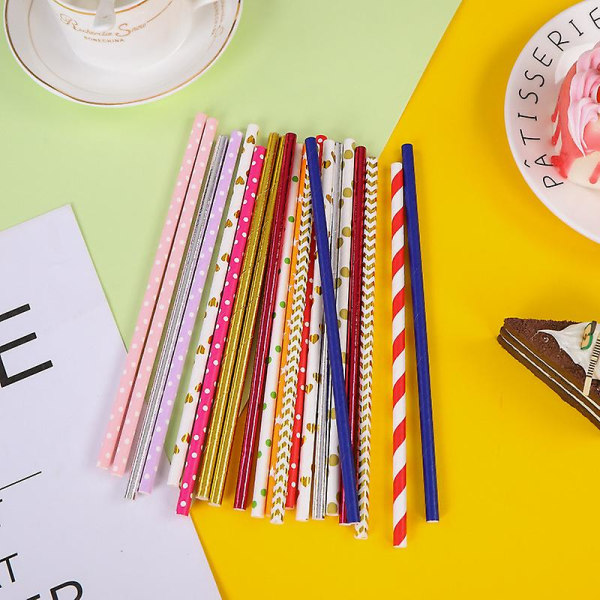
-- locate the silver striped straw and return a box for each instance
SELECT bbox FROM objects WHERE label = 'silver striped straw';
[312,141,342,519]
[124,135,229,500]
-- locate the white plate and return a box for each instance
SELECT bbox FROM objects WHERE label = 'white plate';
[505,0,600,243]
[3,0,242,106]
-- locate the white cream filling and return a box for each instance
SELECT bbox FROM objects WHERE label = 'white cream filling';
[540,322,600,380]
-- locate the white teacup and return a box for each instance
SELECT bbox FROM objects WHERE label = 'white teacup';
[48,0,217,72]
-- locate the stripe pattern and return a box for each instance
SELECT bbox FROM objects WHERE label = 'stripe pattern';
[584,336,600,395]
[391,162,407,548]
[355,157,378,539]
[270,163,313,524]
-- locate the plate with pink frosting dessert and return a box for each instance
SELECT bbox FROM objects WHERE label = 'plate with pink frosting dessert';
[506,1,600,243]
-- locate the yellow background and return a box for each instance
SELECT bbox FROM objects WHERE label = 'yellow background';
[193,1,600,597]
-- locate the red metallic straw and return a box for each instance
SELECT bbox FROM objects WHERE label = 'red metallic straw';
[340,146,367,523]
[285,233,316,508]
[234,133,297,509]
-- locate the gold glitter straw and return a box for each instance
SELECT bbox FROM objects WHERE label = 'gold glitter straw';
[196,133,280,500]
[209,133,296,505]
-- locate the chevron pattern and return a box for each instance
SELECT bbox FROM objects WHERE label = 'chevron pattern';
[250,146,303,518]
[270,162,314,524]
[355,157,378,539]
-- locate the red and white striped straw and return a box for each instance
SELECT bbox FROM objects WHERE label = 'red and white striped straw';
[391,162,407,548]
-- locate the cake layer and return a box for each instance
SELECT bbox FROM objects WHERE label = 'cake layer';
[499,324,600,429]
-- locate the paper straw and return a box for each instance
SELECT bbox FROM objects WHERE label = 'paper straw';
[312,141,342,520]
[340,146,366,523]
[233,143,302,510]
[263,159,306,515]
[124,134,229,499]
[325,138,355,515]
[270,159,313,524]
[391,162,407,546]
[168,125,260,487]
[249,147,303,518]
[234,139,299,509]
[306,137,359,524]
[98,114,207,470]
[195,134,281,501]
[401,144,439,523]
[284,234,315,509]
[355,156,378,540]
[295,140,337,521]
[210,134,297,506]
[264,138,325,515]
[176,145,266,516]
[137,131,243,494]
[111,118,218,476]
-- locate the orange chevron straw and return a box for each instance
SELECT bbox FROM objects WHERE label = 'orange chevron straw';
[285,234,316,508]
[265,137,326,513]
[264,154,307,514]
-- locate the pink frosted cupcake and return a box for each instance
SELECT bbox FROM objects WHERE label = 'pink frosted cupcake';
[553,43,600,189]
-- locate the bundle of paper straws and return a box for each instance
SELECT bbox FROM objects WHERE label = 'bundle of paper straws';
[97,115,379,538]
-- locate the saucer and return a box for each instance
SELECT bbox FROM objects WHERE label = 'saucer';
[4,0,242,106]
[505,0,600,243]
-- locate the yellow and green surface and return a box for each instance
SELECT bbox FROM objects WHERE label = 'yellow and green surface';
[3,0,600,597]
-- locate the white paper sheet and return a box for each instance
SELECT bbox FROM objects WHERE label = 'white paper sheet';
[0,206,220,600]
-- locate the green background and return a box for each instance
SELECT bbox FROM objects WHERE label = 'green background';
[1,0,459,348]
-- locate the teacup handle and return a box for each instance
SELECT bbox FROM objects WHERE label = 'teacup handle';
[191,0,219,8]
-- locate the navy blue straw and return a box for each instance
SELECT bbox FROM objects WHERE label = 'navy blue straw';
[402,144,440,522]
[305,137,359,524]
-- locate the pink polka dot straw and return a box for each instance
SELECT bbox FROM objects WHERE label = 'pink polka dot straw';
[137,131,243,494]
[110,117,218,476]
[176,146,266,516]
[97,113,208,470]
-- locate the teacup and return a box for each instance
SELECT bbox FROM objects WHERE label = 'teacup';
[48,0,217,72]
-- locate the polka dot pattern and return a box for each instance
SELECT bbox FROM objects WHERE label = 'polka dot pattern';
[176,146,266,516]
[168,125,259,487]
[306,140,342,521]
[139,131,243,493]
[98,114,209,471]
[110,118,218,477]
[326,138,355,516]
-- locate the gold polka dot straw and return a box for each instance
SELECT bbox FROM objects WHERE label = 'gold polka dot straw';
[296,139,338,521]
[325,138,355,516]
[312,140,343,520]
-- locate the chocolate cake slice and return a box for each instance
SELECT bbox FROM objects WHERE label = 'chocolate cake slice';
[498,318,600,429]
